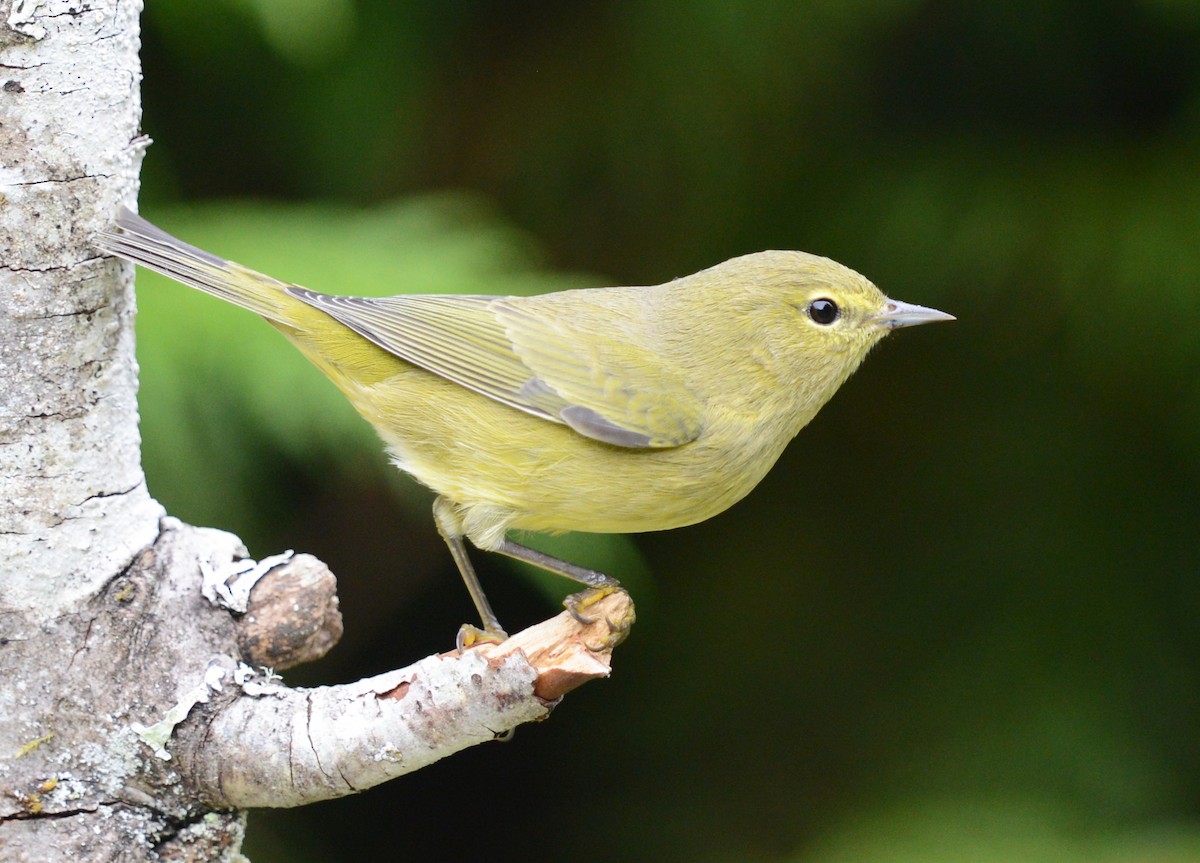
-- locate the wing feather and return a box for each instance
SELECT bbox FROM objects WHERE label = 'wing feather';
[495,298,705,447]
[288,288,703,448]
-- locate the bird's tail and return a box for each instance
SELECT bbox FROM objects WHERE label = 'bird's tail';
[95,206,302,325]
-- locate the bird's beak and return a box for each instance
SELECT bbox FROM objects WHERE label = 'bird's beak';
[872,299,956,330]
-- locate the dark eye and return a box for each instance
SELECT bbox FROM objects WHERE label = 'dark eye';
[807,298,839,325]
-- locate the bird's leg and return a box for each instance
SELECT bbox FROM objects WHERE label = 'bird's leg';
[491,539,634,641]
[493,539,617,590]
[433,497,507,648]
[434,497,634,647]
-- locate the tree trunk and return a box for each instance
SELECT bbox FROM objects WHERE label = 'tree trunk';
[0,4,629,860]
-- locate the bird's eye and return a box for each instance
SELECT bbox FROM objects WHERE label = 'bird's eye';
[807,298,839,325]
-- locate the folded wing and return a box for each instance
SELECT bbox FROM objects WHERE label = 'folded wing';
[288,289,703,448]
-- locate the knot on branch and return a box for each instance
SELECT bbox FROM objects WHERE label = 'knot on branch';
[233,554,343,670]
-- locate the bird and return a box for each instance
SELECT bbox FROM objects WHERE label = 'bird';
[96,206,953,643]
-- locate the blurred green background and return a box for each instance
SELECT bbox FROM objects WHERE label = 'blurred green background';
[132,2,1200,861]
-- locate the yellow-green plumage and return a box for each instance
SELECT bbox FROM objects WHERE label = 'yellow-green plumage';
[97,207,952,635]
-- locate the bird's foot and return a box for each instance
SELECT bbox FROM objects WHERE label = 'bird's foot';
[564,585,636,650]
[456,623,508,652]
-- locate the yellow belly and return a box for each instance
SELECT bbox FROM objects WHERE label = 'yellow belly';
[340,364,787,546]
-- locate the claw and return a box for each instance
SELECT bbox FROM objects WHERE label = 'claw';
[564,584,617,624]
[564,586,635,650]
[456,623,508,652]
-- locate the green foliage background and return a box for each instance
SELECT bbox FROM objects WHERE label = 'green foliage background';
[133,2,1200,861]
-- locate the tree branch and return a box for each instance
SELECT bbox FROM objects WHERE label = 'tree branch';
[182,590,630,809]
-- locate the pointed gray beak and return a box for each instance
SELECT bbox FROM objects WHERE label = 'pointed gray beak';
[872,299,956,330]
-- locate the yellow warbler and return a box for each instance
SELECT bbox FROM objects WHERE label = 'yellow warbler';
[97,207,952,639]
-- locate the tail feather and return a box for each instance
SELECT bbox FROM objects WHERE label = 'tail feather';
[95,206,297,324]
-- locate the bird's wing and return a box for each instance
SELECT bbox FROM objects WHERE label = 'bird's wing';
[287,289,704,448]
